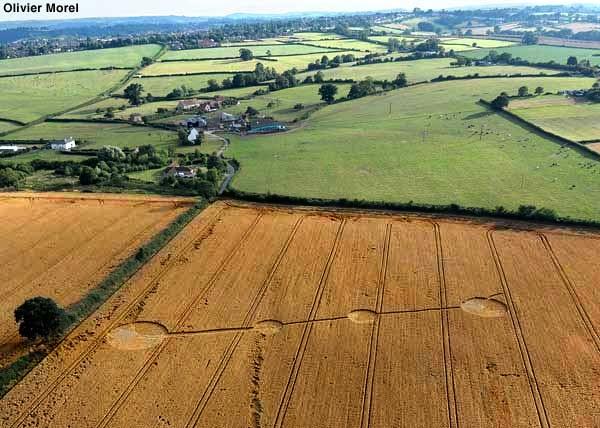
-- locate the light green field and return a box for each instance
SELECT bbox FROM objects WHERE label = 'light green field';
[463,44,600,65]
[440,38,516,48]
[298,58,558,83]
[220,39,286,46]
[286,32,345,41]
[0,44,161,76]
[1,150,92,164]
[509,95,600,142]
[222,84,352,122]
[62,98,181,120]
[229,76,600,221]
[60,98,131,119]
[119,74,235,96]
[142,52,365,75]
[440,44,480,52]
[7,122,177,150]
[127,167,164,182]
[0,122,20,134]
[0,70,129,123]
[141,59,261,75]
[162,44,339,60]
[370,25,408,34]
[368,36,421,44]
[301,39,387,53]
[175,135,223,154]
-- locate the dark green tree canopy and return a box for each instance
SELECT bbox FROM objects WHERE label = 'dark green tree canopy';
[14,297,67,341]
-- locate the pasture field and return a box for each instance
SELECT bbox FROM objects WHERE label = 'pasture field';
[298,58,558,83]
[368,35,421,43]
[285,32,345,41]
[220,39,286,46]
[222,83,352,122]
[62,99,180,120]
[0,44,161,76]
[463,44,600,66]
[301,38,387,53]
[508,95,600,142]
[142,52,365,75]
[6,121,177,150]
[162,44,340,61]
[0,122,20,134]
[0,150,92,164]
[121,73,236,96]
[370,25,408,34]
[0,193,192,368]
[229,77,600,221]
[440,37,516,48]
[2,201,598,427]
[0,70,129,123]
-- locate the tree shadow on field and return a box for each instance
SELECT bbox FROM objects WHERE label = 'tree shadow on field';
[462,111,494,120]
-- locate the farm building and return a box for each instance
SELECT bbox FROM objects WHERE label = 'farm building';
[177,99,204,111]
[129,113,144,123]
[187,128,203,144]
[179,116,207,128]
[50,137,76,151]
[0,145,26,153]
[247,119,287,134]
[162,165,197,179]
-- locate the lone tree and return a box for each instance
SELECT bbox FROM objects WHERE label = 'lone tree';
[124,83,144,105]
[518,86,529,97]
[15,297,67,341]
[535,86,544,95]
[491,94,510,110]
[318,83,338,104]
[141,56,154,67]
[393,72,408,88]
[239,48,254,61]
[567,56,578,66]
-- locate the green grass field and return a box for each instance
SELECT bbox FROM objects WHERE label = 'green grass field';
[2,149,92,164]
[297,58,558,83]
[6,121,177,150]
[370,25,409,34]
[229,76,600,221]
[463,44,600,65]
[0,122,20,134]
[0,44,161,76]
[440,37,516,48]
[222,84,352,122]
[141,52,364,75]
[300,39,387,53]
[162,44,340,60]
[368,35,422,44]
[62,98,181,120]
[0,70,129,123]
[118,74,235,96]
[509,95,600,142]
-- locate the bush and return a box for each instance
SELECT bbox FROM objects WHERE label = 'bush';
[79,166,98,185]
[14,297,68,341]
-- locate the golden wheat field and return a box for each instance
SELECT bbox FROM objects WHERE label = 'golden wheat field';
[0,192,193,367]
[0,200,598,428]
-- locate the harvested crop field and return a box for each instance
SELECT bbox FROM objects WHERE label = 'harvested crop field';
[2,200,598,427]
[0,193,194,366]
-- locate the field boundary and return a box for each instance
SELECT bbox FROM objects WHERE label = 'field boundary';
[223,189,600,229]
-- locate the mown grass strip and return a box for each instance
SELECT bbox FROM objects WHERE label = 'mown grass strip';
[0,199,206,398]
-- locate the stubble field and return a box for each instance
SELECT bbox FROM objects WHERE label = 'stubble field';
[0,193,193,366]
[1,200,598,428]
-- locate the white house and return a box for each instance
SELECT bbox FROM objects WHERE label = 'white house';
[0,145,26,153]
[187,128,201,144]
[51,137,76,151]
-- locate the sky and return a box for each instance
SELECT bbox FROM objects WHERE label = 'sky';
[0,0,594,21]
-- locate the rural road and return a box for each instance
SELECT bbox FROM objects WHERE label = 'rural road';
[207,132,235,195]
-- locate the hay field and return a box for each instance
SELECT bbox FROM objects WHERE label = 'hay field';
[119,73,237,96]
[0,193,193,367]
[2,201,598,427]
[162,44,340,61]
[142,52,364,76]
[0,70,129,123]
[440,37,516,48]
[301,38,387,53]
[463,44,600,66]
[0,44,161,76]
[509,95,600,142]
[297,58,557,83]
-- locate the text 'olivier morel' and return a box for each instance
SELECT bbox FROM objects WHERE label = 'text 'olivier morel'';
[3,2,79,13]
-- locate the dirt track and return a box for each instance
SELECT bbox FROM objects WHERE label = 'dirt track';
[1,200,598,427]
